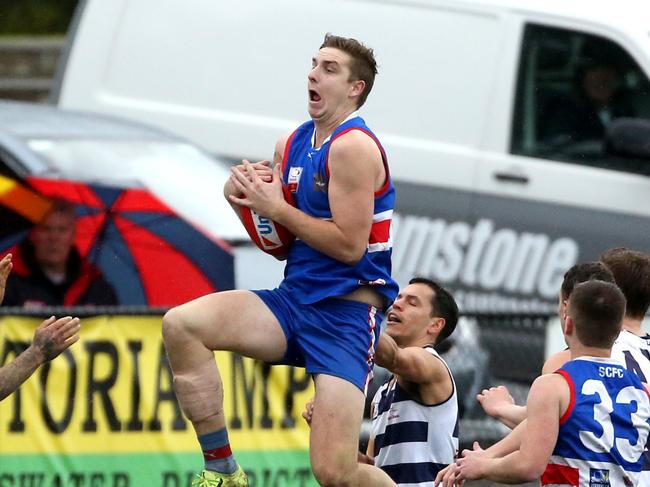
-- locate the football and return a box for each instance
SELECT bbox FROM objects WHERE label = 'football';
[239,187,296,256]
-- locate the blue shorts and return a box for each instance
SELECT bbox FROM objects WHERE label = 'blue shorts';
[253,287,382,393]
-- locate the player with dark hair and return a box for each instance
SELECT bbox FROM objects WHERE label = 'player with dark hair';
[306,277,460,485]
[443,280,650,485]
[477,261,616,428]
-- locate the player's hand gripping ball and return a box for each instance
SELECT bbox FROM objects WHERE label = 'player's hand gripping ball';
[240,185,296,256]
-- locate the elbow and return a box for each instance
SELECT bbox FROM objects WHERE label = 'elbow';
[521,463,546,481]
[338,243,366,266]
[374,352,388,368]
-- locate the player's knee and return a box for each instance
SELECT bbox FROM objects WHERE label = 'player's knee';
[311,460,355,487]
[162,306,190,343]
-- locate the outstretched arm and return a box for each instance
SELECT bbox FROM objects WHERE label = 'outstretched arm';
[477,385,526,429]
[478,350,571,430]
[375,332,441,384]
[0,316,81,401]
[0,253,12,305]
[456,374,564,483]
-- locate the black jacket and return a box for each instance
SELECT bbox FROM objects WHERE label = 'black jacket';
[3,241,118,307]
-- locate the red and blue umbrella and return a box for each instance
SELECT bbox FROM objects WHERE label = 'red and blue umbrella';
[0,174,52,242]
[3,177,234,306]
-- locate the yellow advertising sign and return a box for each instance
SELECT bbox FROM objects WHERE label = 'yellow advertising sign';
[0,315,314,455]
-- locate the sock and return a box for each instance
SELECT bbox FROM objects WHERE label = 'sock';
[198,428,238,474]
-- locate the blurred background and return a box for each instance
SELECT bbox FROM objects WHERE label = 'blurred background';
[4,1,650,486]
[0,0,77,102]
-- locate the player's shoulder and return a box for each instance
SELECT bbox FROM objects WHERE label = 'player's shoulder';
[328,131,382,181]
[415,345,452,385]
[275,131,293,155]
[330,127,380,160]
[532,370,569,393]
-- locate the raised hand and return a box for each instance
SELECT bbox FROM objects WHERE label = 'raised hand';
[477,385,515,418]
[32,316,81,363]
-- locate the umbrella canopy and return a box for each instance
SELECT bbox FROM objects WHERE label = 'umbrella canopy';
[0,174,52,242]
[4,176,234,306]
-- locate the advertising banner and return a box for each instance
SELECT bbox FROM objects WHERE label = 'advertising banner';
[0,315,316,486]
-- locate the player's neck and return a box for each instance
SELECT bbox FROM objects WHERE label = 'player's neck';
[313,107,357,147]
[622,317,645,336]
[570,344,611,360]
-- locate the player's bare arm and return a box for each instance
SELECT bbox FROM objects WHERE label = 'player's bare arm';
[436,416,529,485]
[375,332,452,403]
[477,385,526,429]
[0,253,12,305]
[457,374,565,482]
[478,349,570,433]
[232,130,382,265]
[0,315,80,400]
[479,349,572,430]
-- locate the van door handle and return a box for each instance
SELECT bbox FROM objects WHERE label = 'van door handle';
[493,172,529,184]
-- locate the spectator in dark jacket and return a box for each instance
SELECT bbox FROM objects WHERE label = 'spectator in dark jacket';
[3,200,117,307]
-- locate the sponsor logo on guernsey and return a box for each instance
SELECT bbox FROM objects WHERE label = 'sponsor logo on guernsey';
[589,468,610,487]
[313,172,328,193]
[287,167,303,193]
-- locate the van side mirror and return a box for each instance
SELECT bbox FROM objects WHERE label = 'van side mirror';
[605,118,650,160]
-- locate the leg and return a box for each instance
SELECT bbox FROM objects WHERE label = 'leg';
[162,290,286,435]
[310,374,396,487]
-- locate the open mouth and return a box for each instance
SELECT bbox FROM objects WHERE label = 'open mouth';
[387,312,401,324]
[309,90,321,102]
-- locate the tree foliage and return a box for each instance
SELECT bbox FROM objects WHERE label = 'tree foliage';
[0,0,79,35]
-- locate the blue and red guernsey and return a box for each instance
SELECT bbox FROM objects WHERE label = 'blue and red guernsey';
[542,357,650,487]
[279,115,398,308]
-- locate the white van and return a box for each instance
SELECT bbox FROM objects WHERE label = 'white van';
[53,0,650,312]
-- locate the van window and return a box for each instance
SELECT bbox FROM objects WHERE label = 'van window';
[511,24,650,173]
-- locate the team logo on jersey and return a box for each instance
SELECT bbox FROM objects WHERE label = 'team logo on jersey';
[287,166,303,193]
[589,468,610,487]
[313,172,328,193]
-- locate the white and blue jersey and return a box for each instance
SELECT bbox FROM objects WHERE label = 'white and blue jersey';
[542,357,650,487]
[370,347,459,486]
[612,330,650,486]
[279,114,398,308]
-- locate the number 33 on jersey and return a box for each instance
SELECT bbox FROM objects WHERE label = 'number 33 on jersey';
[543,357,650,487]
